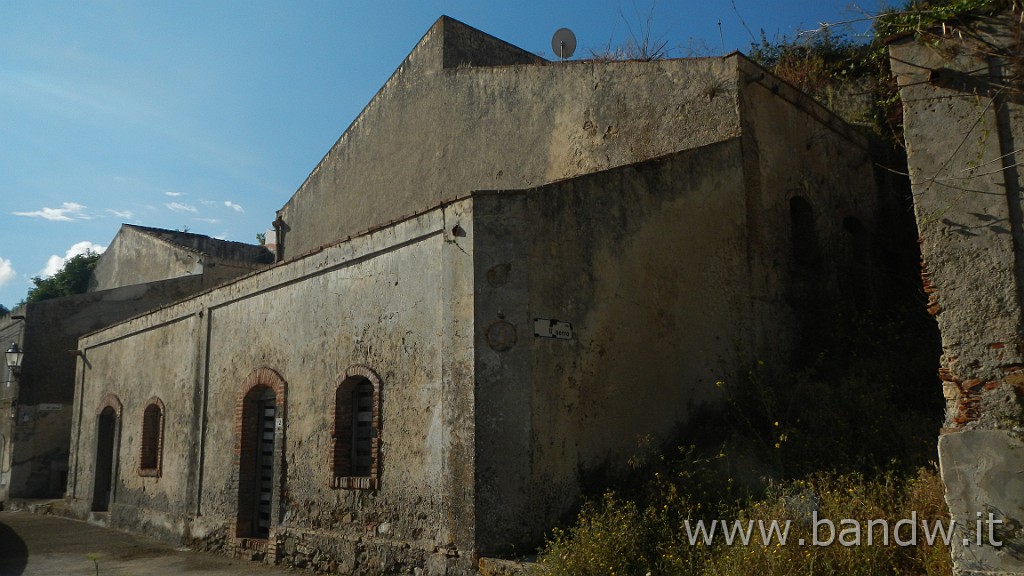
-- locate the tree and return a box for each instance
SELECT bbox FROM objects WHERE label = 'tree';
[24,251,102,304]
[0,304,9,317]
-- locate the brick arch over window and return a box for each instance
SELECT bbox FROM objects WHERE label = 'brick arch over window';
[331,364,382,490]
[235,368,287,409]
[138,397,165,477]
[96,394,123,418]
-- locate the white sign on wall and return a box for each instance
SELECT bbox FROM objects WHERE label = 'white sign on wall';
[533,318,574,340]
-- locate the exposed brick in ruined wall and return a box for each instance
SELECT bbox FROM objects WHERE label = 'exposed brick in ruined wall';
[921,244,1024,432]
[920,251,941,316]
[938,362,1024,432]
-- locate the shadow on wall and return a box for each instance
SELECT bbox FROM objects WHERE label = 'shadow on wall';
[0,517,29,575]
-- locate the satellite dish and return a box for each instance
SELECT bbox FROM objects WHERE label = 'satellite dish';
[551,28,576,60]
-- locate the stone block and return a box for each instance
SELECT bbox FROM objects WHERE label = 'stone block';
[939,430,1024,574]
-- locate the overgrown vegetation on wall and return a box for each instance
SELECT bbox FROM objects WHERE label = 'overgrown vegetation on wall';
[537,2,1024,574]
[747,0,1019,147]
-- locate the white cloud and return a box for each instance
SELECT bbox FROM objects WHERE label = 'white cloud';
[107,209,133,219]
[165,202,197,213]
[164,191,183,197]
[40,241,106,278]
[224,201,244,213]
[195,217,221,224]
[200,199,217,207]
[0,258,15,288]
[12,202,89,221]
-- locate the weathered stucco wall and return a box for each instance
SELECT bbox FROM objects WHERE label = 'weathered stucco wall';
[69,206,478,574]
[471,78,879,551]
[478,141,750,553]
[276,16,741,259]
[738,57,878,354]
[91,226,206,291]
[63,16,887,574]
[0,277,205,502]
[71,314,199,540]
[891,13,1024,575]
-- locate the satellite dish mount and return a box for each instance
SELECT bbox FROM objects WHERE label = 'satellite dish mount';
[551,28,577,61]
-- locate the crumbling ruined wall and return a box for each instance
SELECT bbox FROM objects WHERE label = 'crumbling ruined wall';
[891,11,1024,574]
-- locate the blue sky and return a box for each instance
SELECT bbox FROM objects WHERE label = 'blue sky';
[0,1,882,309]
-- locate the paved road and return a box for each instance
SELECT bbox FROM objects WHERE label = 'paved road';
[0,511,292,576]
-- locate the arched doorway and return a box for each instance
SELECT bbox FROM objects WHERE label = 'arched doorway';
[92,406,119,512]
[0,433,7,488]
[236,386,278,539]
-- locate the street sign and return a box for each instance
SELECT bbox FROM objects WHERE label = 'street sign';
[534,318,573,340]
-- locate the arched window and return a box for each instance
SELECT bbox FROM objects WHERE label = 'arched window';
[331,365,381,490]
[790,196,820,268]
[139,398,164,477]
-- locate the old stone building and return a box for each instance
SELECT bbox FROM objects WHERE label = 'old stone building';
[91,224,274,292]
[64,16,882,574]
[0,226,271,506]
[891,10,1024,575]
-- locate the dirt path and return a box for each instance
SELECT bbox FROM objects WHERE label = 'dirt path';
[0,511,291,576]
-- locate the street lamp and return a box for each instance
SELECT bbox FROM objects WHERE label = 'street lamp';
[6,343,23,373]
[6,343,22,419]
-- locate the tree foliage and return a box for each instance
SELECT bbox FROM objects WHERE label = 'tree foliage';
[24,251,101,304]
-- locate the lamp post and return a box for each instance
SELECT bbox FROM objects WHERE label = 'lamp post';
[5,343,23,419]
[5,344,23,372]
